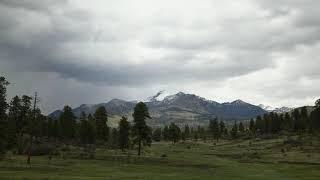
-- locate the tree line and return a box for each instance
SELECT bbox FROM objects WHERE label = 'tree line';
[1,76,320,160]
[150,102,320,143]
[151,118,228,143]
[0,77,152,161]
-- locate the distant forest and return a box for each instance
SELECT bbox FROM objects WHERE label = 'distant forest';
[1,76,320,162]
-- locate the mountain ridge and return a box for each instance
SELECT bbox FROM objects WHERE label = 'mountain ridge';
[49,92,267,126]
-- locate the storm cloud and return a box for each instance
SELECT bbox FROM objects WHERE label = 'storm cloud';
[0,0,319,113]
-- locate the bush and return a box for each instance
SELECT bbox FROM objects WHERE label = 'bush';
[60,145,71,152]
[283,137,303,147]
[161,154,167,158]
[29,143,56,156]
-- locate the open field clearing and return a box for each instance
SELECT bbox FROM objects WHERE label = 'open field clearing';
[1,136,319,180]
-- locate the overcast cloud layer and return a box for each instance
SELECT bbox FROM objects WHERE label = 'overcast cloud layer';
[0,0,319,113]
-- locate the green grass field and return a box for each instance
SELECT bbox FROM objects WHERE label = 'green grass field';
[1,136,319,179]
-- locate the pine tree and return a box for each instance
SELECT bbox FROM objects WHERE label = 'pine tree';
[209,118,219,141]
[59,106,76,140]
[119,116,130,151]
[79,111,89,144]
[53,119,60,139]
[316,99,320,107]
[110,128,119,148]
[249,118,255,134]
[310,99,320,132]
[199,126,207,141]
[87,114,96,144]
[94,107,109,141]
[283,112,292,131]
[181,132,186,141]
[300,106,309,131]
[239,122,245,133]
[255,115,263,134]
[263,114,271,134]
[231,121,238,138]
[163,125,169,141]
[41,116,48,138]
[184,125,190,139]
[27,108,44,138]
[0,77,9,155]
[152,128,162,142]
[7,96,21,149]
[219,121,225,138]
[47,118,54,138]
[168,123,181,144]
[132,102,151,156]
[292,109,301,131]
[18,95,32,154]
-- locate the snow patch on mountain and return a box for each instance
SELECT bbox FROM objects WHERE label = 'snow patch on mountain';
[147,90,171,102]
[258,104,293,113]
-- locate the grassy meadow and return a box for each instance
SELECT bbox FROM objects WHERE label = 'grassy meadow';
[0,135,319,180]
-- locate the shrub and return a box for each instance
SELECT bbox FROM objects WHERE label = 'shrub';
[283,137,303,147]
[29,143,56,156]
[161,154,167,158]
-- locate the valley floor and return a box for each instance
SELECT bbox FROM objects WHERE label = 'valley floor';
[1,136,320,180]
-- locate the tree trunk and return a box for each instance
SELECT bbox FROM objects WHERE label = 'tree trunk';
[138,137,141,156]
[27,136,32,165]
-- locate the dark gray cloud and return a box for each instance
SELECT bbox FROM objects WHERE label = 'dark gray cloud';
[0,0,319,113]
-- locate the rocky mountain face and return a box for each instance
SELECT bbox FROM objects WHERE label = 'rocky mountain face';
[49,92,267,126]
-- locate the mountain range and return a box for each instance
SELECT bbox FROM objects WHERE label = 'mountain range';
[48,92,274,126]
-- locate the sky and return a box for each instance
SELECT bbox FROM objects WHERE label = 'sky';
[0,0,319,114]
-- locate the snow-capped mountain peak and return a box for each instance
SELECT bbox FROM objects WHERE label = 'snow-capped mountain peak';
[258,104,274,111]
[258,104,293,113]
[147,90,171,102]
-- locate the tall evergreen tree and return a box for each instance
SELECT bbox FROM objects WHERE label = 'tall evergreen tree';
[132,102,151,156]
[310,99,320,132]
[239,122,245,133]
[255,115,263,134]
[184,125,190,139]
[87,114,96,144]
[316,99,320,108]
[292,109,302,131]
[249,118,255,134]
[59,106,76,140]
[79,111,89,144]
[168,122,181,144]
[300,106,309,131]
[231,121,238,138]
[53,119,60,139]
[119,116,130,151]
[152,128,162,142]
[47,118,54,138]
[94,107,109,141]
[263,114,270,134]
[110,128,119,148]
[18,95,32,154]
[219,121,225,138]
[283,112,292,131]
[209,118,219,141]
[163,125,169,141]
[20,95,32,132]
[0,77,9,155]
[7,96,21,149]
[27,108,44,138]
